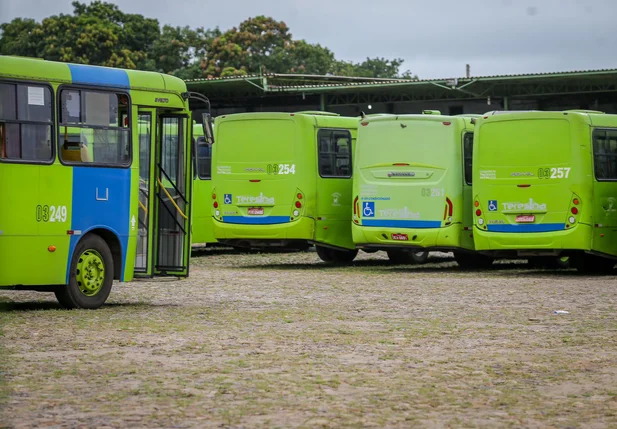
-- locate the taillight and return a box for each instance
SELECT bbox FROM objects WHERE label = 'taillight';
[442,121,451,126]
[571,207,578,215]
[474,201,479,207]
[213,202,219,208]
[361,121,369,126]
[446,197,453,216]
[476,209,482,216]
[353,196,359,216]
[212,193,216,199]
[295,201,302,208]
[573,198,579,205]
[297,193,302,199]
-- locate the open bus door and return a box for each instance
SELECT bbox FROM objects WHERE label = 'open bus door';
[134,111,193,277]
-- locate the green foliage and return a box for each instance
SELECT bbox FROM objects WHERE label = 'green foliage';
[0,4,414,79]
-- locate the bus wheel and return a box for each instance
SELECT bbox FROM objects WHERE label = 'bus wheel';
[528,256,570,269]
[571,254,615,274]
[454,252,494,269]
[55,235,114,309]
[316,245,357,264]
[387,250,427,265]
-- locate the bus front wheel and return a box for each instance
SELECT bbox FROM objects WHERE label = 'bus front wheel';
[316,245,358,264]
[55,234,114,309]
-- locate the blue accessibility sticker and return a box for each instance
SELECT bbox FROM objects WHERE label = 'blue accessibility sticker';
[362,201,375,217]
[224,194,232,205]
[488,200,498,211]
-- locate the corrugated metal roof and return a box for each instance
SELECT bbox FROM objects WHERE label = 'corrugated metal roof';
[185,67,617,88]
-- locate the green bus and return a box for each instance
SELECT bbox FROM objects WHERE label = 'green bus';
[472,110,617,273]
[352,112,491,267]
[0,55,212,308]
[211,111,359,262]
[191,122,217,246]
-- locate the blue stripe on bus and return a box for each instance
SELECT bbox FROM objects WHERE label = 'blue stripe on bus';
[68,64,130,88]
[361,219,442,228]
[66,167,132,283]
[223,216,291,225]
[487,223,565,233]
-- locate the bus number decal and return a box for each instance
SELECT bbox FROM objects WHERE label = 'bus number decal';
[421,188,445,197]
[267,164,296,175]
[538,167,570,179]
[36,205,68,223]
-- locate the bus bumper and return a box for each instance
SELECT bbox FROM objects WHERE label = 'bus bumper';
[213,217,315,241]
[352,222,468,250]
[473,223,592,253]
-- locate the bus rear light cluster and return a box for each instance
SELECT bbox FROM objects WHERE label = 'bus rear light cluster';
[567,194,581,226]
[444,197,453,224]
[291,189,304,221]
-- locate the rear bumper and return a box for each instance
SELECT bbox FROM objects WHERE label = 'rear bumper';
[473,223,592,252]
[213,216,315,241]
[352,222,469,250]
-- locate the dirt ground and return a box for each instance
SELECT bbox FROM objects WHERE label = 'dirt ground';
[0,249,616,428]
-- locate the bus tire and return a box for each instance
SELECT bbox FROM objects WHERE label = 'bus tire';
[315,245,334,262]
[330,248,358,264]
[528,256,570,269]
[571,254,615,274]
[454,252,494,269]
[54,234,114,309]
[387,250,428,265]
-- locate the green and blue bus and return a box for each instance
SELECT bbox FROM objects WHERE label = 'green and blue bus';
[211,111,359,262]
[472,110,617,273]
[0,55,212,308]
[352,112,491,267]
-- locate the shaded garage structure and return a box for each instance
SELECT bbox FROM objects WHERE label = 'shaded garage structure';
[186,68,617,117]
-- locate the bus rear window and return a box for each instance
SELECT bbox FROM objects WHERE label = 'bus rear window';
[58,89,131,167]
[593,129,617,180]
[195,137,212,179]
[0,83,53,163]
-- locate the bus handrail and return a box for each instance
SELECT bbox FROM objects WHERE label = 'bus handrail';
[157,177,188,220]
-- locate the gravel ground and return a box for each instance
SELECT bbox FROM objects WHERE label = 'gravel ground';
[0,249,616,428]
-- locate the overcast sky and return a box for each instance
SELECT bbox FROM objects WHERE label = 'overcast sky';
[1,0,616,79]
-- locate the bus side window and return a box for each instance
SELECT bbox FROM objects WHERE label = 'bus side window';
[593,130,617,180]
[58,89,131,167]
[463,132,473,185]
[0,83,53,163]
[195,137,212,179]
[317,129,353,178]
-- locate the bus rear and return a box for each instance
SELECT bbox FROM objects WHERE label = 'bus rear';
[473,112,592,257]
[352,114,477,263]
[211,113,313,248]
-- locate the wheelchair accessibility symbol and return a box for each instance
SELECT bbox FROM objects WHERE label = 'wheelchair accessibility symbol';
[363,202,375,217]
[488,200,498,212]
[224,194,232,205]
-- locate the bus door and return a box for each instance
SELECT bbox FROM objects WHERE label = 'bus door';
[153,115,192,275]
[134,110,155,274]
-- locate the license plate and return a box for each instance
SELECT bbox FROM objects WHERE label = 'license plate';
[247,207,264,215]
[515,215,535,223]
[391,233,409,241]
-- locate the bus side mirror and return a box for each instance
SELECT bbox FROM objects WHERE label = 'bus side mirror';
[201,113,214,144]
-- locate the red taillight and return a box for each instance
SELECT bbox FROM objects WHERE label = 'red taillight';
[476,209,482,216]
[517,184,531,188]
[446,197,453,217]
[353,196,359,215]
[393,163,409,166]
[297,193,302,199]
[571,207,578,215]
[212,194,216,199]
[442,121,451,126]
[474,201,479,207]
[295,201,302,208]
[361,122,369,126]
[250,179,261,183]
[573,198,579,205]
[214,202,219,208]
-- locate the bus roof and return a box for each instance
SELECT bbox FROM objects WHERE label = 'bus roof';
[0,55,187,94]
[476,110,617,127]
[361,113,475,127]
[214,111,360,129]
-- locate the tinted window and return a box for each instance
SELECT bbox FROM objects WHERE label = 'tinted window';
[58,89,130,166]
[0,83,53,163]
[463,132,473,185]
[318,129,352,178]
[593,129,617,180]
[196,137,212,179]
